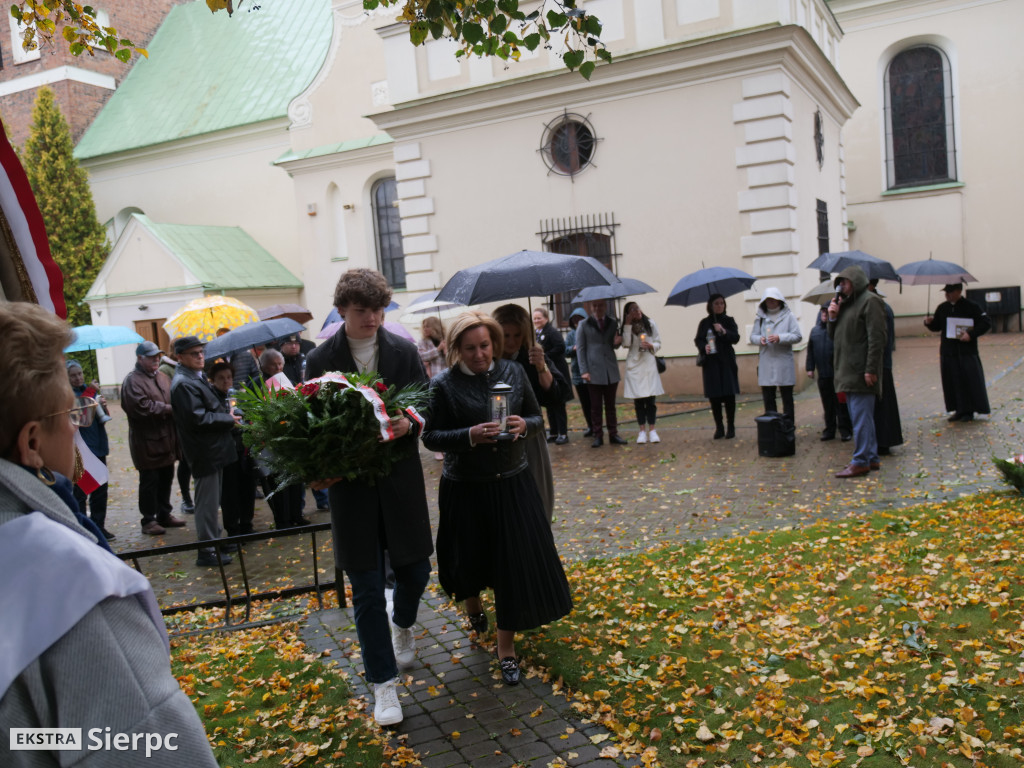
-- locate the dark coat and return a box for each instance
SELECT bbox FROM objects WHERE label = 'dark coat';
[120,364,177,470]
[924,296,991,414]
[806,314,836,379]
[924,296,991,356]
[575,314,620,385]
[828,266,887,396]
[170,366,238,477]
[422,358,543,482]
[535,322,573,402]
[695,314,740,398]
[512,347,570,408]
[73,384,109,458]
[304,326,433,572]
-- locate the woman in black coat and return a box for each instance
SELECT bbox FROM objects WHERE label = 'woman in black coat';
[694,294,741,438]
[423,312,572,686]
[532,306,573,443]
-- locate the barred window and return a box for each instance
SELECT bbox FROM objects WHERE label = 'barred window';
[371,177,405,289]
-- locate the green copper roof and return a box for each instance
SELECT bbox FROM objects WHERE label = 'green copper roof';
[274,133,394,165]
[75,0,331,159]
[137,214,302,291]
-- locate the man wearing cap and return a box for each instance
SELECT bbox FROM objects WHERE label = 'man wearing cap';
[170,336,242,566]
[828,265,887,478]
[924,283,992,422]
[121,341,187,535]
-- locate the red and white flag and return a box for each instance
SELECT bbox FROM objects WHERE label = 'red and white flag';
[73,431,108,494]
[0,117,65,317]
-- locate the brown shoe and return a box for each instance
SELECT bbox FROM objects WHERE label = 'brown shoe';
[158,515,187,528]
[142,521,166,535]
[835,463,870,478]
[869,461,881,471]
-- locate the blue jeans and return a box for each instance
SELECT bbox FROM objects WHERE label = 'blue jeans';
[347,553,431,684]
[846,392,878,467]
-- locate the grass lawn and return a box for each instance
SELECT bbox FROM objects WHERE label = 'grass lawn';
[525,491,1024,767]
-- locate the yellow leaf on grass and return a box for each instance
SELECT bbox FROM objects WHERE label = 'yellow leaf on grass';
[857,745,874,757]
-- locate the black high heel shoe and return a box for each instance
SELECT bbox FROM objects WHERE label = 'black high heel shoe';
[467,612,487,634]
[498,655,521,685]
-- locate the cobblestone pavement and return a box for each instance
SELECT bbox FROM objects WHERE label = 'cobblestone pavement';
[97,332,1024,766]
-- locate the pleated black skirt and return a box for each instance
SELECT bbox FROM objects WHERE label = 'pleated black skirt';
[437,471,572,632]
[874,369,904,450]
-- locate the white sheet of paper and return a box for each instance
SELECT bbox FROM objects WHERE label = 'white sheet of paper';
[946,316,973,339]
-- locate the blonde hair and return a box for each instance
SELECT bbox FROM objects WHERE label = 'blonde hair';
[0,302,74,457]
[421,315,444,343]
[492,303,532,356]
[444,311,503,369]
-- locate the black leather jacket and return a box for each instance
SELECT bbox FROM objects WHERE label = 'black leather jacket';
[170,366,237,477]
[422,358,543,482]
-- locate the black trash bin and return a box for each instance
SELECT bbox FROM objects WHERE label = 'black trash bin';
[755,412,795,457]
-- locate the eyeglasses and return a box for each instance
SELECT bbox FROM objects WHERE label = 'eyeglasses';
[42,396,98,428]
[182,349,206,357]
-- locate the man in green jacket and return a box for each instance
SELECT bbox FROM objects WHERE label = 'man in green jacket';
[828,266,887,478]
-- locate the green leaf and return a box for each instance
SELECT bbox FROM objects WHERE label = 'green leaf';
[363,0,380,9]
[488,14,506,34]
[114,48,131,63]
[585,15,602,36]
[523,32,540,50]
[497,0,518,14]
[596,48,613,63]
[502,30,519,43]
[409,21,429,45]
[476,0,495,16]
[579,60,595,80]
[428,20,445,39]
[546,10,568,28]
[525,9,539,20]
[463,21,485,44]
[562,49,584,70]
[69,41,85,56]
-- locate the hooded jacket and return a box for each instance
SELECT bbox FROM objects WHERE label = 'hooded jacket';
[828,266,887,395]
[749,287,802,387]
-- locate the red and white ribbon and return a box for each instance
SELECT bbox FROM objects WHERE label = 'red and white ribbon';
[304,372,394,441]
[74,431,108,494]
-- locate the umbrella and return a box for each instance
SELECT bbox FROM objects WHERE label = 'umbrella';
[896,258,977,285]
[65,324,144,353]
[257,303,313,324]
[801,279,838,306]
[321,300,401,330]
[435,250,621,306]
[317,320,415,344]
[570,277,656,304]
[665,266,757,307]
[164,296,258,341]
[808,250,901,282]
[205,318,305,359]
[400,290,466,320]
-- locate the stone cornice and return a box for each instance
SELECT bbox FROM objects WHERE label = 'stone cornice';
[275,141,396,177]
[369,25,858,139]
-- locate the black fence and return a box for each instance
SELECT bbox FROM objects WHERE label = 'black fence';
[118,522,344,637]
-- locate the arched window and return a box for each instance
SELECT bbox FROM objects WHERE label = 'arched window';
[371,177,405,288]
[884,46,957,189]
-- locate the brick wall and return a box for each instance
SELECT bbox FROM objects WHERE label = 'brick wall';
[0,0,189,147]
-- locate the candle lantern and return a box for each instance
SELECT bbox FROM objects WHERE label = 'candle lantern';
[489,381,515,440]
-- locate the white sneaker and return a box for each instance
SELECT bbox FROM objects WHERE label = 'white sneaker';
[384,587,394,622]
[373,678,403,726]
[636,429,648,444]
[391,622,416,669]
[648,429,661,443]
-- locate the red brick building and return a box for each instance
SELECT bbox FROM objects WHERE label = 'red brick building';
[0,0,187,147]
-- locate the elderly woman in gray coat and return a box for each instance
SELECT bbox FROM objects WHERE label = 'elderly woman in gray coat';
[749,286,802,420]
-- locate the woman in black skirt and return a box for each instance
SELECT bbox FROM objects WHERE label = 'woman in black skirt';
[423,311,572,686]
[695,293,741,438]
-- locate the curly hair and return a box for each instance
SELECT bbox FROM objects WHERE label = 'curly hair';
[0,302,74,457]
[333,268,393,311]
[491,303,532,356]
[444,311,503,369]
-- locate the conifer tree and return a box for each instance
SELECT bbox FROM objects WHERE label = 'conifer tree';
[22,87,109,376]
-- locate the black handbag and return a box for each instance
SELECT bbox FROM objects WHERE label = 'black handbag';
[655,356,667,374]
[695,351,705,367]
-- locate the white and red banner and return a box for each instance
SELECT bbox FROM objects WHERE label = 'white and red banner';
[0,118,64,317]
[73,432,108,494]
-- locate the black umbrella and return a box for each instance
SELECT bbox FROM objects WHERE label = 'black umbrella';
[570,277,656,304]
[808,250,901,283]
[205,317,305,359]
[896,256,978,313]
[665,266,756,307]
[435,250,621,306]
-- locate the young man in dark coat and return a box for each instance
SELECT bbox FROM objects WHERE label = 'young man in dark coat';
[923,283,991,422]
[828,266,887,478]
[304,268,432,728]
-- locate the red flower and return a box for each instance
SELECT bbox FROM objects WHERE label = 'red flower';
[374,381,387,393]
[300,382,321,397]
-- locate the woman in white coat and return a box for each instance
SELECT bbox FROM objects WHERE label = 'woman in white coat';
[621,301,665,443]
[749,287,802,420]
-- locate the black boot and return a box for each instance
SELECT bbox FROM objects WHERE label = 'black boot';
[724,397,736,439]
[713,418,725,439]
[710,398,725,439]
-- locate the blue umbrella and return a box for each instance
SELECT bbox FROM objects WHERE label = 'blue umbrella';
[65,324,144,353]
[665,267,757,307]
[571,277,656,304]
[205,317,305,359]
[808,250,901,283]
[436,250,621,306]
[896,258,976,285]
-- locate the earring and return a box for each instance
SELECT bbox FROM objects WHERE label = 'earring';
[37,466,56,486]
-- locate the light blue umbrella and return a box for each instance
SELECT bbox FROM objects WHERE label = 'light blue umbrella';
[65,324,145,353]
[665,267,757,307]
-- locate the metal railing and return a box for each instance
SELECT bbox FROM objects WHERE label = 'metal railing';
[118,522,346,637]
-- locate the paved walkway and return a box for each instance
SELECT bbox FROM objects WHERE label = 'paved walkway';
[95,332,1024,766]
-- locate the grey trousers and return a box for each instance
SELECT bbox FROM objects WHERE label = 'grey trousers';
[193,470,223,544]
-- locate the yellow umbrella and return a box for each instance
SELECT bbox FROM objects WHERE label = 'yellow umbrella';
[163,296,259,341]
